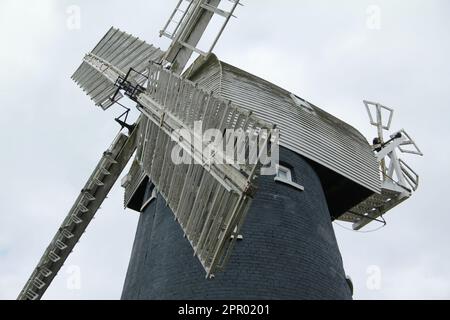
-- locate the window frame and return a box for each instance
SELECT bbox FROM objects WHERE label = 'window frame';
[274,164,305,191]
[276,164,293,182]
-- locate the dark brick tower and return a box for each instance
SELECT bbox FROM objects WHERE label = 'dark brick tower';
[122,148,352,300]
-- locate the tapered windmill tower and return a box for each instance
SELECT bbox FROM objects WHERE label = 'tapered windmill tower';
[18,0,422,300]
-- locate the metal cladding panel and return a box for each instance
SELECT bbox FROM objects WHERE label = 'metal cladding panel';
[71,27,164,109]
[186,55,381,194]
[184,51,223,95]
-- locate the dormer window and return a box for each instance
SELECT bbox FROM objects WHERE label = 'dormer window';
[291,94,316,115]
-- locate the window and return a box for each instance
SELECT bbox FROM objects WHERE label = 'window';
[274,164,305,191]
[276,164,292,182]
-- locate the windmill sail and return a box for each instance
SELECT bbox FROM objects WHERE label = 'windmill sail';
[72,28,165,110]
[18,127,139,300]
[160,0,242,74]
[131,63,275,276]
[74,29,275,275]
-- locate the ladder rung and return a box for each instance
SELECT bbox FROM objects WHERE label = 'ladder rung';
[40,267,52,277]
[94,178,105,186]
[160,30,174,40]
[71,214,83,224]
[25,289,39,301]
[100,167,111,176]
[78,204,89,213]
[33,278,46,289]
[48,251,61,263]
[55,240,68,250]
[103,152,118,164]
[61,229,74,239]
[200,3,233,18]
[83,192,96,202]
[179,41,207,56]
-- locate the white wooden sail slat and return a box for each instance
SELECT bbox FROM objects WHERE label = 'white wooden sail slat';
[159,140,176,197]
[96,29,129,60]
[167,162,189,208]
[72,62,119,110]
[76,58,110,87]
[129,49,164,82]
[185,172,214,235]
[72,63,93,84]
[201,191,234,258]
[149,131,167,186]
[89,81,111,101]
[182,167,206,227]
[168,163,191,213]
[143,121,160,174]
[178,166,204,229]
[194,188,230,255]
[79,67,104,92]
[104,34,137,66]
[172,163,195,219]
[115,40,147,69]
[92,27,120,56]
[94,88,118,108]
[80,75,108,99]
[189,179,223,247]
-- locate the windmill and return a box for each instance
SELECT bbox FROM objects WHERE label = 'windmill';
[18,0,422,301]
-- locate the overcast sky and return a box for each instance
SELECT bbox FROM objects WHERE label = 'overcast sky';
[0,0,449,300]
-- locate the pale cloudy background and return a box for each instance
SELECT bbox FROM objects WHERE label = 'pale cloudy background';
[0,0,449,300]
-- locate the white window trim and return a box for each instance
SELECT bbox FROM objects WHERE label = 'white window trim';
[274,164,305,191]
[277,164,292,181]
